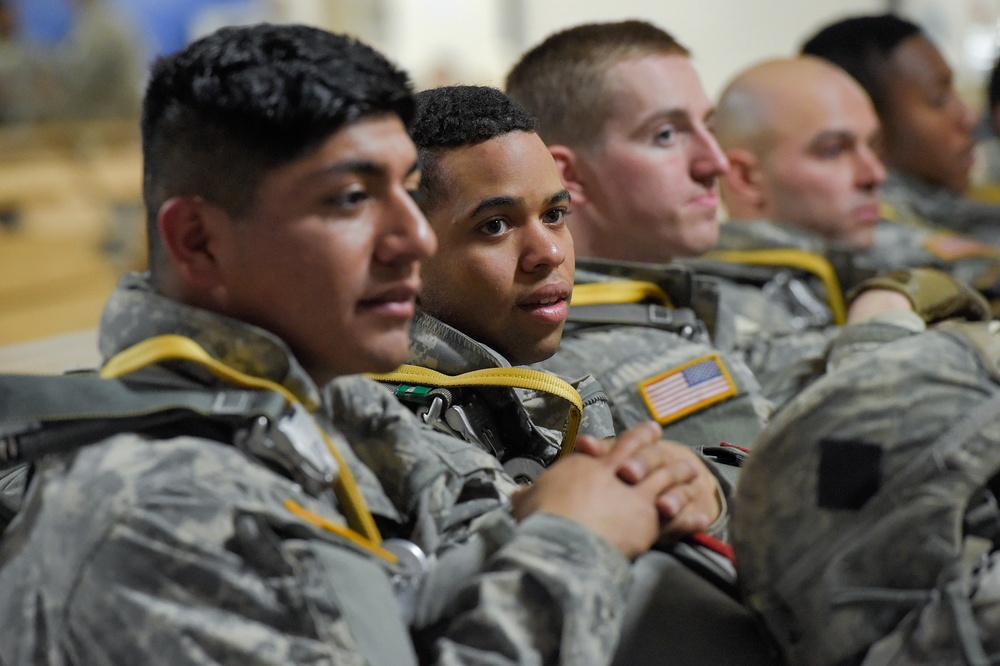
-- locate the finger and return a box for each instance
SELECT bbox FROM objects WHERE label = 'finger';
[618,445,698,485]
[604,420,663,468]
[573,434,611,458]
[657,502,713,540]
[633,458,694,501]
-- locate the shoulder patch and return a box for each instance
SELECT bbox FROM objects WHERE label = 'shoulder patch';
[638,354,737,425]
[923,233,998,261]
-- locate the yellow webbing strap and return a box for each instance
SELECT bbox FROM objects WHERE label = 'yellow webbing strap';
[101,334,394,562]
[571,280,673,308]
[367,364,583,457]
[704,248,847,325]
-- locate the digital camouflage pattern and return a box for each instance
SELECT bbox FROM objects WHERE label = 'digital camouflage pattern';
[857,217,1000,288]
[879,170,1000,249]
[0,273,633,665]
[734,320,1000,666]
[404,309,615,464]
[714,218,875,293]
[537,266,772,456]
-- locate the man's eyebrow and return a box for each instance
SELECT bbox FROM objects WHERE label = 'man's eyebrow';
[548,190,570,205]
[315,157,420,179]
[468,195,521,219]
[808,130,855,147]
[644,108,692,126]
[321,159,386,177]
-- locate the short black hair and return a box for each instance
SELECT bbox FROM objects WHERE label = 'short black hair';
[409,85,536,211]
[141,23,414,276]
[801,14,922,114]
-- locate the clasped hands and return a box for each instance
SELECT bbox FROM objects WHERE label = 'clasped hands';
[511,421,722,560]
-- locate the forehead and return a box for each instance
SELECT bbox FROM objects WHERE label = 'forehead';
[887,35,951,93]
[260,115,417,192]
[603,54,711,128]
[773,73,879,144]
[433,132,562,211]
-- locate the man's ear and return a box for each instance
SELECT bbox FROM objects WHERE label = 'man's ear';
[722,148,766,211]
[549,145,589,205]
[156,196,229,292]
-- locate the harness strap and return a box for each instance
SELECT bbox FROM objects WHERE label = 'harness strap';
[703,248,847,325]
[0,374,287,431]
[567,302,701,333]
[367,364,582,457]
[100,334,386,552]
[571,280,673,308]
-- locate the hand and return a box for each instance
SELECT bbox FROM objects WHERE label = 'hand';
[511,435,683,559]
[576,422,721,541]
[846,288,914,323]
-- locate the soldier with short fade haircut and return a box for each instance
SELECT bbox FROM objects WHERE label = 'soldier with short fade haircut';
[398,83,784,666]
[803,14,1000,250]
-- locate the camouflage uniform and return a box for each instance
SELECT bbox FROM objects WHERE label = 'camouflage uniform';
[880,169,1000,249]
[402,310,779,664]
[733,320,1000,666]
[0,273,632,665]
[715,218,874,291]
[536,261,772,456]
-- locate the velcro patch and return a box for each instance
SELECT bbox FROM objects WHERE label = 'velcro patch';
[817,439,883,510]
[638,354,737,425]
[923,233,998,261]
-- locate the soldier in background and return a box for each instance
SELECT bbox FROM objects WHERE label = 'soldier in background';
[802,14,1000,250]
[0,0,143,124]
[714,56,1000,309]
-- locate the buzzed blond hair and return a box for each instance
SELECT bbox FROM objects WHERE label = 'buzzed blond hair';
[506,20,689,150]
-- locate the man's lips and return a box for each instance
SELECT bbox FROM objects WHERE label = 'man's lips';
[688,191,719,211]
[854,202,881,225]
[358,282,420,317]
[517,282,571,324]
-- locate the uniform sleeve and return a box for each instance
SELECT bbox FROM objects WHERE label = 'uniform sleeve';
[325,375,634,665]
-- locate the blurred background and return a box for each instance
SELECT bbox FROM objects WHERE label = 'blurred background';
[0,0,996,371]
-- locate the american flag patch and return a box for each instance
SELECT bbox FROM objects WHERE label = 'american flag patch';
[923,233,997,261]
[638,355,737,425]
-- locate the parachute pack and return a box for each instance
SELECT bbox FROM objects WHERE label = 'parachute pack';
[734,320,1000,666]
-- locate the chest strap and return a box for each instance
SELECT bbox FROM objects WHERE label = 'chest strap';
[99,334,388,555]
[571,280,673,308]
[367,364,582,458]
[568,280,704,337]
[703,248,847,324]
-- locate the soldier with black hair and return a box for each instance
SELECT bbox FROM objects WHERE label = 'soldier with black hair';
[802,14,1000,251]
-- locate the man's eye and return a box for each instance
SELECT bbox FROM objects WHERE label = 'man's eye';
[544,208,570,225]
[479,218,510,236]
[654,126,676,144]
[327,190,368,207]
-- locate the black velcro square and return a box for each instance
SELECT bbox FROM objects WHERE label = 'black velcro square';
[817,439,883,510]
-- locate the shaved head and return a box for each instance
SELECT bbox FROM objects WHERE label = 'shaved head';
[714,56,873,156]
[714,56,885,249]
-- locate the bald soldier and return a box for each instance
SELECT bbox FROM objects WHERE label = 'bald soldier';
[713,56,1000,302]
